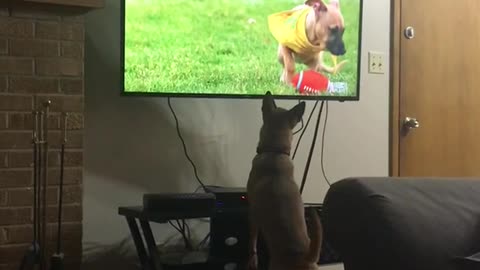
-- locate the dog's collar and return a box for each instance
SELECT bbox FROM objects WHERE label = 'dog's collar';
[256,146,291,156]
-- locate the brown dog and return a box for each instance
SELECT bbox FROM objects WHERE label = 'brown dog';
[246,92,323,270]
[268,0,347,85]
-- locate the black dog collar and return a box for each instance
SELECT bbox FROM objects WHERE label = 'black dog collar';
[256,146,291,156]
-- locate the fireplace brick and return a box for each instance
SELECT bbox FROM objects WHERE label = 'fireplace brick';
[61,41,83,59]
[60,78,83,95]
[7,113,60,130]
[0,57,34,75]
[0,244,30,265]
[0,38,7,55]
[6,151,35,168]
[9,76,59,94]
[0,114,6,130]
[48,168,82,185]
[0,76,7,92]
[65,113,84,130]
[60,23,84,41]
[0,3,89,268]
[46,204,82,223]
[36,21,60,39]
[0,170,32,188]
[35,57,83,76]
[0,18,34,38]
[5,187,58,207]
[63,185,82,204]
[0,95,32,111]
[34,95,84,112]
[2,222,82,245]
[9,39,59,57]
[0,152,6,168]
[0,190,6,206]
[47,150,83,167]
[0,132,34,149]
[0,208,32,226]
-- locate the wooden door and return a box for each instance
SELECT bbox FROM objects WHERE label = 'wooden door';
[391,0,480,177]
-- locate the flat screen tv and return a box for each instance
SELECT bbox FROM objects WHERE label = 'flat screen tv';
[121,0,363,100]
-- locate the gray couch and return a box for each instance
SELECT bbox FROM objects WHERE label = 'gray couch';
[322,177,480,270]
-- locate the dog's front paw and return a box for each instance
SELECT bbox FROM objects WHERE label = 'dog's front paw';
[280,71,294,85]
[280,72,286,83]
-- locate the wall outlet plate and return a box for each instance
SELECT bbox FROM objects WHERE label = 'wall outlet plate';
[368,51,386,74]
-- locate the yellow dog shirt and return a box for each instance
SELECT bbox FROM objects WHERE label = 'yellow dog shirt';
[268,7,323,55]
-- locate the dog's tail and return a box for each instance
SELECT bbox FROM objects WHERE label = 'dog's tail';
[305,208,323,264]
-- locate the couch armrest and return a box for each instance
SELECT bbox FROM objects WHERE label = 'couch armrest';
[322,177,480,270]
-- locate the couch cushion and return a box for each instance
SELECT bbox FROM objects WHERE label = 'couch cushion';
[455,251,480,270]
[322,177,480,270]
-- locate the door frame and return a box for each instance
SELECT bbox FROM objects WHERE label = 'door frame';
[389,0,401,177]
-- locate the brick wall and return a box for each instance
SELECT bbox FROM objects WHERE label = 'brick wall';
[0,4,85,270]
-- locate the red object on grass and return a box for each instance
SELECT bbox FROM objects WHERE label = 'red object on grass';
[291,70,330,94]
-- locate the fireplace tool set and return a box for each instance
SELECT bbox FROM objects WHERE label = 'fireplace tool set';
[19,100,70,270]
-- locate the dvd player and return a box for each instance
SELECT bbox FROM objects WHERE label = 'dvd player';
[142,192,215,216]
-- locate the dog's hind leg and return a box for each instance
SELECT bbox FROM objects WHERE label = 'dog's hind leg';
[278,45,296,84]
[305,208,323,264]
[277,45,287,83]
[247,214,259,270]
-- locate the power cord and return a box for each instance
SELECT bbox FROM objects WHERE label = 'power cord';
[291,99,332,191]
[167,97,208,192]
[293,100,305,135]
[320,102,331,186]
[299,101,325,194]
[167,97,209,250]
[292,100,319,160]
[197,232,211,249]
[168,220,193,251]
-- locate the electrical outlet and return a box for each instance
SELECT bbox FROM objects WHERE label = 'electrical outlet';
[368,51,385,74]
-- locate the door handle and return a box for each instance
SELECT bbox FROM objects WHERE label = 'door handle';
[404,26,415,39]
[403,117,420,129]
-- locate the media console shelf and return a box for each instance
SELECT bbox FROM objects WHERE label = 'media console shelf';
[118,206,212,270]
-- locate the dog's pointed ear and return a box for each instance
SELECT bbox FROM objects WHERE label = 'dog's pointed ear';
[262,91,276,117]
[288,101,306,127]
[330,0,340,10]
[305,0,328,13]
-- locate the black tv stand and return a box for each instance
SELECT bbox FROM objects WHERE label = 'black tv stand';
[118,188,341,270]
[118,206,212,270]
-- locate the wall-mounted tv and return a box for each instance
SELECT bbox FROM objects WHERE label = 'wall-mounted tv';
[121,0,363,100]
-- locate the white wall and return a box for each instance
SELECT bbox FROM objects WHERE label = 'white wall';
[84,0,390,269]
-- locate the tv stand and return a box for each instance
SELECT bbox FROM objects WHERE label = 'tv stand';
[118,189,341,270]
[118,206,212,270]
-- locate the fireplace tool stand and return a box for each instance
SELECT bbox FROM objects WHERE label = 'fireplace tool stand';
[19,102,70,270]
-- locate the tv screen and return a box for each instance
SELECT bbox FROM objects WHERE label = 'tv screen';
[121,0,363,100]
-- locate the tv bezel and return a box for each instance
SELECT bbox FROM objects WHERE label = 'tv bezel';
[119,0,363,101]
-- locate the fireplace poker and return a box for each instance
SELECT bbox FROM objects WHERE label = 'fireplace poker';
[18,111,41,270]
[50,113,68,270]
[40,100,51,270]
